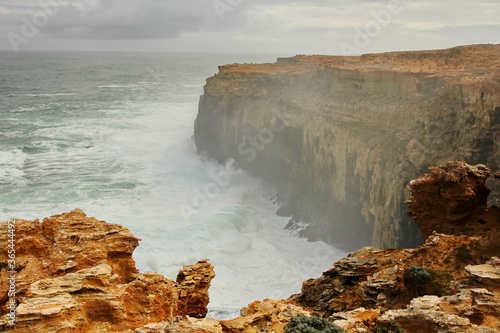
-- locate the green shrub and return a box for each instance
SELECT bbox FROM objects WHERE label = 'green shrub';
[403,266,433,296]
[285,314,344,333]
[404,266,453,297]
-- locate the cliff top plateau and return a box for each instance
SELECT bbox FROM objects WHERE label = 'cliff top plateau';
[220,44,499,84]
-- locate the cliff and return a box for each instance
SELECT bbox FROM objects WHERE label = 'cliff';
[0,210,215,332]
[194,44,500,250]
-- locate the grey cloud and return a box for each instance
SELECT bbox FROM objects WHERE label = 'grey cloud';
[0,0,497,53]
[2,0,250,40]
[49,0,225,39]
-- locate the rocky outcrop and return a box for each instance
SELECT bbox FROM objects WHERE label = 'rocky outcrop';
[195,44,500,250]
[406,161,496,239]
[288,161,500,332]
[220,299,310,333]
[136,299,311,333]
[0,210,215,332]
[375,292,498,333]
[290,233,482,316]
[374,257,500,332]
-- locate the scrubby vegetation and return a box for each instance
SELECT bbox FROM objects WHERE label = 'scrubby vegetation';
[403,266,433,296]
[285,314,344,333]
[428,270,453,296]
[403,266,453,297]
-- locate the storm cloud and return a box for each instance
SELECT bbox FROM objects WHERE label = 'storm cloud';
[0,0,498,53]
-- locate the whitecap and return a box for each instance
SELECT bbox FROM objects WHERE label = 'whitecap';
[98,84,137,89]
[24,93,77,97]
[0,150,27,182]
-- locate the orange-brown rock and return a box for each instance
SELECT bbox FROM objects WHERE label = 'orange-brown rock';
[290,233,484,316]
[288,241,500,332]
[0,210,215,332]
[176,260,216,318]
[221,299,311,333]
[137,316,224,333]
[330,308,380,332]
[406,161,500,240]
[136,299,311,333]
[374,256,500,332]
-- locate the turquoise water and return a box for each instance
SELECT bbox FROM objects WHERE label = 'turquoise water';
[0,52,347,318]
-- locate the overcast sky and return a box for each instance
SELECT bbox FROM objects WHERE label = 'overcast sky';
[0,0,498,55]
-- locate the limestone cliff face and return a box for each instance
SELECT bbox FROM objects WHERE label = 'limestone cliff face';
[195,44,500,250]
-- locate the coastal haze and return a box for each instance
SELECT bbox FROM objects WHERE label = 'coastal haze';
[0,0,499,329]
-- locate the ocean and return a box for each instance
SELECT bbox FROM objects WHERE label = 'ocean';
[0,51,347,319]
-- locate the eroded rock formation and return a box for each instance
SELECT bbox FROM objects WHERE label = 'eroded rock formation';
[290,233,484,316]
[136,299,311,333]
[407,161,499,240]
[195,44,500,250]
[0,210,215,332]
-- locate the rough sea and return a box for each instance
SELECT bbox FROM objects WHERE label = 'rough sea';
[0,52,347,319]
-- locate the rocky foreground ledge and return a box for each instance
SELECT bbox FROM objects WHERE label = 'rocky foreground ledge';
[1,162,500,332]
[0,210,216,332]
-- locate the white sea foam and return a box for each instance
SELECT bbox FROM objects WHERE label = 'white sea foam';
[0,150,27,183]
[24,93,77,97]
[98,84,138,89]
[0,53,346,320]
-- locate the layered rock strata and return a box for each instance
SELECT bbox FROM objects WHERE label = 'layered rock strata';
[0,210,215,332]
[194,44,500,250]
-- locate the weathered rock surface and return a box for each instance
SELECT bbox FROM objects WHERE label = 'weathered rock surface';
[377,295,489,333]
[466,257,500,285]
[0,210,215,332]
[290,233,481,316]
[221,299,311,333]
[195,44,500,250]
[136,299,310,333]
[288,239,500,333]
[407,161,498,239]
